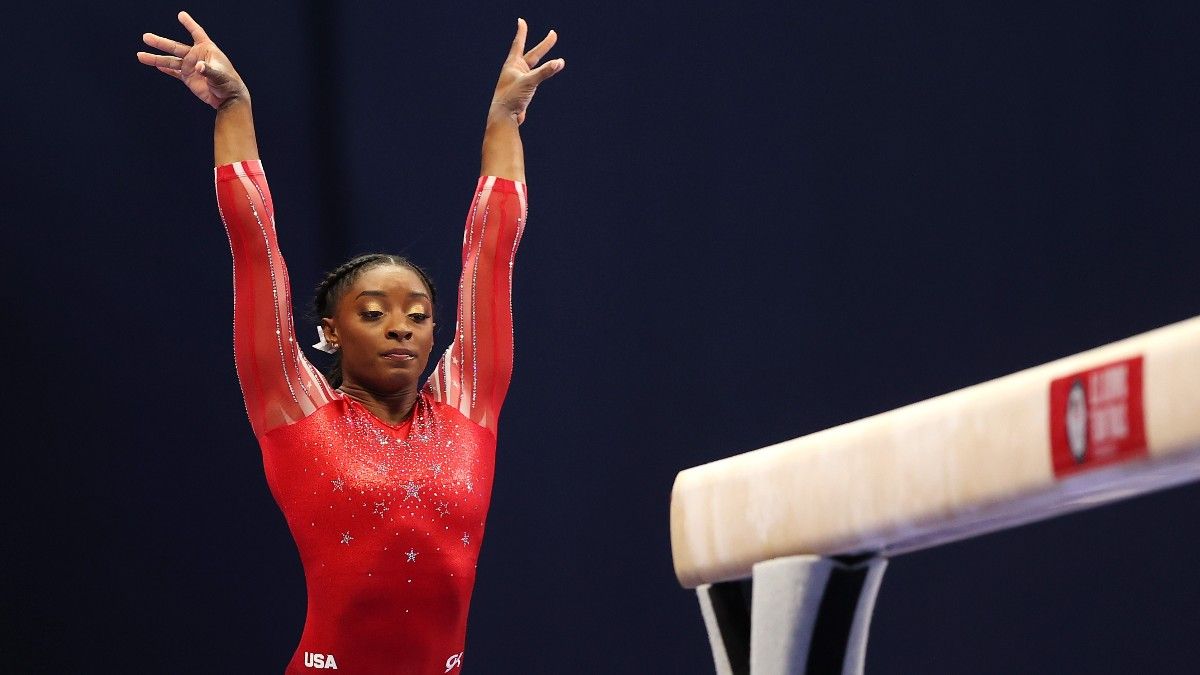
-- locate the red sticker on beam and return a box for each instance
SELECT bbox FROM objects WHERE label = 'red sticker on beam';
[1049,356,1147,478]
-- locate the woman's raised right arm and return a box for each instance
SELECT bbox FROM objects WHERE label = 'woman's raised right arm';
[138,12,335,437]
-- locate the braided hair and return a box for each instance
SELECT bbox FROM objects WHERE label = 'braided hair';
[312,253,438,388]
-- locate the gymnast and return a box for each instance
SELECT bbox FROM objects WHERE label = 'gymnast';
[137,11,563,672]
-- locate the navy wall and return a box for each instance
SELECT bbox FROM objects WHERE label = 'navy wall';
[4,1,1199,672]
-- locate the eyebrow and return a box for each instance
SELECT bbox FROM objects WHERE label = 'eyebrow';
[355,290,431,300]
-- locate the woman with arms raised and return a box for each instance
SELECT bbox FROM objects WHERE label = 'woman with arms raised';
[137,11,563,673]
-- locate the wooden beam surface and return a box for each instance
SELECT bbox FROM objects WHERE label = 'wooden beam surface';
[671,316,1200,588]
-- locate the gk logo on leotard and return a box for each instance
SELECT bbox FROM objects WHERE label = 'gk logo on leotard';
[444,651,463,672]
[304,651,338,669]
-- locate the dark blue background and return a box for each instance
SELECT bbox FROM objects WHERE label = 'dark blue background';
[4,1,1199,672]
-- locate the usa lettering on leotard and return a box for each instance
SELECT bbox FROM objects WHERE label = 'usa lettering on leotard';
[303,651,338,669]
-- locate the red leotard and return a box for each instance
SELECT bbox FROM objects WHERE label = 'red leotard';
[215,160,526,673]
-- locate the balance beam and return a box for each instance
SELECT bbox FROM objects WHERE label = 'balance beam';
[670,315,1200,674]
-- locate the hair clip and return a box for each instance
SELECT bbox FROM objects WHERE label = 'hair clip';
[313,326,339,353]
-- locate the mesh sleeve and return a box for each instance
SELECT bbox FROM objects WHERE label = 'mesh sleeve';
[425,176,527,433]
[215,160,337,437]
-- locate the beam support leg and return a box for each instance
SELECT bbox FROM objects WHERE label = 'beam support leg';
[696,555,887,675]
[751,555,887,675]
[697,578,752,675]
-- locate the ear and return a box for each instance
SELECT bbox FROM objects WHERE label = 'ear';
[321,317,338,345]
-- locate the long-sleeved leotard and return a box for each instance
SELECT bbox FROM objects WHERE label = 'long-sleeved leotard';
[216,160,526,674]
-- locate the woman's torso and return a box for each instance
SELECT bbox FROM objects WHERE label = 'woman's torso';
[260,393,497,673]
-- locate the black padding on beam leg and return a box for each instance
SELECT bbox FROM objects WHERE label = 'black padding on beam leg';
[805,564,869,674]
[706,580,753,675]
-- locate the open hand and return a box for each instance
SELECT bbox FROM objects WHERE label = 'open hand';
[491,19,565,125]
[136,11,247,109]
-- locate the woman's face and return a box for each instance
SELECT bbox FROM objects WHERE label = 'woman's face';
[323,264,435,393]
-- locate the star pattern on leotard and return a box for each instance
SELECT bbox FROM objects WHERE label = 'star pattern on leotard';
[373,501,389,518]
[331,477,345,492]
[461,532,470,547]
[436,501,450,518]
[405,548,418,563]
[340,532,353,545]
[430,462,443,477]
[402,480,421,502]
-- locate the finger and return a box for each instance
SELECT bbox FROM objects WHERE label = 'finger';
[523,30,557,67]
[196,60,230,85]
[137,51,183,70]
[142,32,190,57]
[526,57,565,85]
[155,65,184,81]
[508,17,527,59]
[177,10,210,44]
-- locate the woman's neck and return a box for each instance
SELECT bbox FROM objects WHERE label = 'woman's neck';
[337,381,420,426]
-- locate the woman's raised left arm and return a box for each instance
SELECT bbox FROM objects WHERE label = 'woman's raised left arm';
[426,19,564,432]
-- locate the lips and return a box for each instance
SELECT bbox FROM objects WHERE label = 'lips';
[382,348,418,361]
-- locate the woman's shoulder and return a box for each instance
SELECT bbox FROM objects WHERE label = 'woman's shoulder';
[257,396,349,444]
